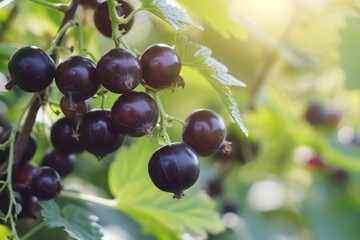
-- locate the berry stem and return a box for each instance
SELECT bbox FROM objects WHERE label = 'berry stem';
[0,93,38,240]
[153,92,171,145]
[60,190,118,208]
[76,7,85,56]
[0,2,81,238]
[29,0,70,12]
[20,222,46,240]
[47,20,78,55]
[108,0,122,48]
[121,6,143,24]
[107,0,140,50]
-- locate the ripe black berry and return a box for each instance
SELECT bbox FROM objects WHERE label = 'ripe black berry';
[29,166,62,201]
[60,96,89,120]
[305,101,341,128]
[0,184,39,219]
[6,46,55,92]
[111,91,158,137]
[305,101,328,126]
[0,127,37,164]
[13,162,38,186]
[182,109,226,156]
[140,44,182,89]
[94,0,134,38]
[51,117,84,154]
[148,143,200,199]
[55,56,100,101]
[41,149,76,177]
[79,109,125,159]
[97,48,142,94]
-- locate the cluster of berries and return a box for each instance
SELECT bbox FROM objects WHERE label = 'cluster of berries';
[0,0,233,223]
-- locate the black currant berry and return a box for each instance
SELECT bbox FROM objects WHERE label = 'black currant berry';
[205,177,223,198]
[148,143,200,199]
[55,56,100,101]
[13,162,38,186]
[94,0,134,38]
[182,109,226,156]
[0,184,39,219]
[305,101,328,126]
[97,48,142,94]
[79,109,125,159]
[0,127,37,164]
[111,91,158,137]
[41,149,76,177]
[51,117,84,154]
[60,96,89,120]
[29,166,62,201]
[6,46,55,92]
[140,44,182,89]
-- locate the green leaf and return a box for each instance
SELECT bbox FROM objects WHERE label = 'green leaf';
[39,200,103,240]
[0,224,11,238]
[140,0,201,30]
[176,0,247,40]
[175,33,248,136]
[338,16,360,89]
[109,139,225,240]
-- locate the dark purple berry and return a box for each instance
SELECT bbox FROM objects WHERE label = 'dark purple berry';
[205,177,223,198]
[29,166,62,200]
[0,127,37,164]
[6,46,55,92]
[305,101,341,128]
[182,109,226,156]
[305,101,328,126]
[94,0,134,38]
[60,96,89,120]
[222,200,239,214]
[13,162,38,186]
[55,56,100,101]
[111,91,158,137]
[51,117,84,154]
[148,143,200,199]
[0,184,39,219]
[41,149,76,177]
[79,109,125,159]
[97,48,142,94]
[140,44,182,89]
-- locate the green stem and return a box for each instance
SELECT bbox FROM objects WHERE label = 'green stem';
[76,7,85,56]
[9,215,20,240]
[108,0,122,48]
[20,222,45,240]
[2,94,37,240]
[107,1,141,48]
[29,0,69,12]
[60,190,118,208]
[47,20,77,54]
[153,92,171,145]
[121,6,143,24]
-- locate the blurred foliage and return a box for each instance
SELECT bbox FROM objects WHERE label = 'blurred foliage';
[1,0,360,239]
